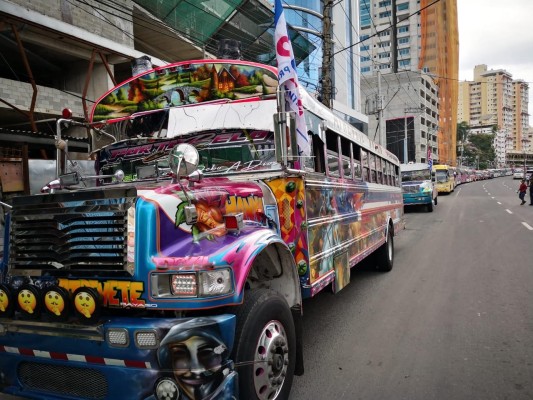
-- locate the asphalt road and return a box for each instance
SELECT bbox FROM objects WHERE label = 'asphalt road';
[289,177,533,400]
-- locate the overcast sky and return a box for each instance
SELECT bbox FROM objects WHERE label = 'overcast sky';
[457,0,533,109]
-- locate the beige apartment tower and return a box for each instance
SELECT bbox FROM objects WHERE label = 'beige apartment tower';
[458,64,530,165]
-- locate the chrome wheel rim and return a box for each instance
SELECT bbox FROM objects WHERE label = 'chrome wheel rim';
[253,320,289,400]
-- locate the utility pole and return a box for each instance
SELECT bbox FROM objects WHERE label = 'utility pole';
[321,0,333,109]
[391,0,398,73]
[377,71,385,146]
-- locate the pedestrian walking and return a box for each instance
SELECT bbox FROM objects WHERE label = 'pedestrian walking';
[518,179,527,205]
[529,176,533,205]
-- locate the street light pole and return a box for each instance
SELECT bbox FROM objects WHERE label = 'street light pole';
[404,116,408,163]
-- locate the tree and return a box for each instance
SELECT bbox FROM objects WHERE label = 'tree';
[457,121,498,169]
[468,133,495,169]
[456,122,496,169]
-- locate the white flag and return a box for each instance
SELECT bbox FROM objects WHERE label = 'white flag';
[274,0,310,158]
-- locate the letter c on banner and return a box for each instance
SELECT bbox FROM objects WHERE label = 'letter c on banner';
[277,36,290,57]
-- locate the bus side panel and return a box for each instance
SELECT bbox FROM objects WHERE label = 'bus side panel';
[265,177,310,292]
[304,178,403,297]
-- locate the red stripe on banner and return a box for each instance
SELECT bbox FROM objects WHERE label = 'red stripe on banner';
[0,345,5,352]
[124,360,148,369]
[19,348,34,356]
[50,352,68,361]
[85,356,105,364]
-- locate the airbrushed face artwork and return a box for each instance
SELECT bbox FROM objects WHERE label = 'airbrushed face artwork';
[158,317,235,400]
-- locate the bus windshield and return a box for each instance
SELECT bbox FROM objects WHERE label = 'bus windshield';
[97,129,278,180]
[401,169,431,182]
[435,170,449,183]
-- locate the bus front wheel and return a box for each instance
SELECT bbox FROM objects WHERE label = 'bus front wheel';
[233,288,296,400]
[376,228,394,272]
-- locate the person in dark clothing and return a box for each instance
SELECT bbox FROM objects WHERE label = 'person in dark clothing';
[529,177,533,205]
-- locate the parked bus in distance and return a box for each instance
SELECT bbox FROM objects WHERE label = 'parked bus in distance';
[400,162,438,212]
[455,167,469,185]
[432,164,455,193]
[0,59,404,400]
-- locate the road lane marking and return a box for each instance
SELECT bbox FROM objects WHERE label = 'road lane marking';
[506,209,513,214]
[497,202,502,204]
[522,222,533,231]
[491,197,495,199]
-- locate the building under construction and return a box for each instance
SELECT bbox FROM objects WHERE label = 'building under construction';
[359,0,459,165]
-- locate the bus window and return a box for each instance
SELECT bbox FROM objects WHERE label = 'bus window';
[376,157,383,184]
[312,133,326,173]
[326,131,340,177]
[341,156,351,179]
[353,160,362,179]
[361,149,369,181]
[340,137,352,179]
[352,144,362,179]
[369,153,376,183]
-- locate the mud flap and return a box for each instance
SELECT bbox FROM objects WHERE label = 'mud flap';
[291,305,304,376]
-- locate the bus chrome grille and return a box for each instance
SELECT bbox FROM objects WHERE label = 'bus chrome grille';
[18,361,108,399]
[9,188,136,272]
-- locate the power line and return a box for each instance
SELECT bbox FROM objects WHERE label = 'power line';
[333,0,441,57]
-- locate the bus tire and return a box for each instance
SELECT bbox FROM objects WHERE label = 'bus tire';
[233,288,296,400]
[376,228,394,272]
[427,200,434,212]
[434,196,438,205]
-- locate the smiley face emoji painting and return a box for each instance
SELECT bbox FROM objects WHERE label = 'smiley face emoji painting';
[18,289,37,314]
[0,289,9,312]
[44,290,65,316]
[74,290,96,318]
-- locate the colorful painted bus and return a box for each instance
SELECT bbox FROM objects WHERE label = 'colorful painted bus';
[432,164,455,193]
[0,60,404,400]
[400,162,438,212]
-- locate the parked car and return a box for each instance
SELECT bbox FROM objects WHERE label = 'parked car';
[513,171,524,180]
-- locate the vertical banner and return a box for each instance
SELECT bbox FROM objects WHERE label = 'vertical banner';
[274,0,310,158]
[427,146,433,171]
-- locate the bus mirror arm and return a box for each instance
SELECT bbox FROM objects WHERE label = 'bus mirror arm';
[274,112,287,166]
[287,112,298,162]
[274,111,297,166]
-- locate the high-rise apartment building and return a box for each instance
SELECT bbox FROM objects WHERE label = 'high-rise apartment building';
[458,64,530,166]
[359,0,458,165]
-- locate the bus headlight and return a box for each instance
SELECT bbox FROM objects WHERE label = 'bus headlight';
[198,269,232,296]
[170,274,197,296]
[155,378,180,400]
[155,269,233,298]
[135,330,158,349]
[420,183,432,193]
[106,328,129,347]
